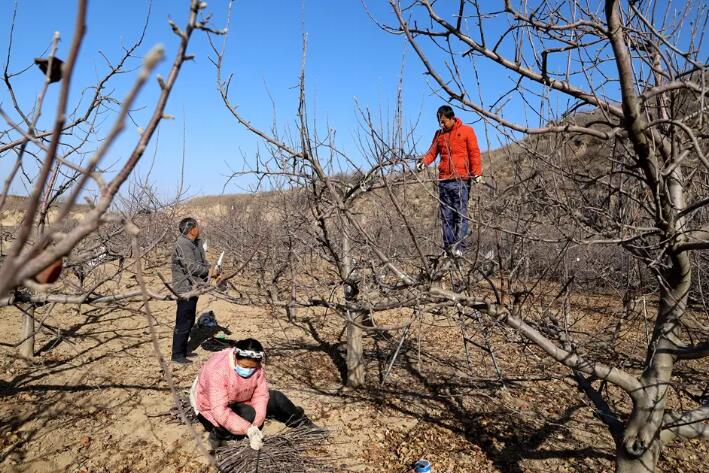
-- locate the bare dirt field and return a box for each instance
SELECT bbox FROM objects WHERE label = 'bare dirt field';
[1,286,706,472]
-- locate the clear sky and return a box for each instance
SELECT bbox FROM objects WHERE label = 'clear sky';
[0,0,472,199]
[0,1,702,200]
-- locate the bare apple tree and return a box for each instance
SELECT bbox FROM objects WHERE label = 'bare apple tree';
[0,0,221,343]
[378,0,709,471]
[0,0,231,467]
[210,2,508,394]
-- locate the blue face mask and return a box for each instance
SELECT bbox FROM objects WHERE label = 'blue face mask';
[234,364,256,378]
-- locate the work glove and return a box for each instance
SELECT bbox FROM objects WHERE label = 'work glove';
[471,175,483,184]
[246,425,263,451]
[415,160,425,172]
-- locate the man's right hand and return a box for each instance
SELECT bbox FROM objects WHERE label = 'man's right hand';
[246,425,263,450]
[471,175,483,184]
[208,265,222,279]
[415,160,425,172]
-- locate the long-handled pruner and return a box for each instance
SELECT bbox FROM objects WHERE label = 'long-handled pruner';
[209,251,225,284]
[254,449,261,473]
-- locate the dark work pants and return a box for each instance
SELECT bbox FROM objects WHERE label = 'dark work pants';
[197,389,304,440]
[172,296,198,359]
[439,179,471,252]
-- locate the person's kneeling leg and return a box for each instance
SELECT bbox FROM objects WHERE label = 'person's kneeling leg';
[266,389,322,429]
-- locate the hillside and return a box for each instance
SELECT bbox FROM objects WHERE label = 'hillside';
[0,196,90,229]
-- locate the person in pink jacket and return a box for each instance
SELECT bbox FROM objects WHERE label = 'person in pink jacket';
[190,338,318,451]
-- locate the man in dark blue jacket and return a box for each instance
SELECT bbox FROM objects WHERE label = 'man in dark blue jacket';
[171,217,211,364]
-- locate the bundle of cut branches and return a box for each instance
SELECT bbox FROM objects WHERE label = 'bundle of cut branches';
[216,425,335,473]
[167,391,199,424]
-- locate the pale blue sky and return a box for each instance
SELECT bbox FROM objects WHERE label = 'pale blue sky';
[3,0,475,198]
[0,1,702,199]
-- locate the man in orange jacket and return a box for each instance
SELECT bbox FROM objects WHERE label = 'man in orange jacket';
[417,105,482,257]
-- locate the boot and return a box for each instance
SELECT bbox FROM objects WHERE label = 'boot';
[289,407,326,433]
[300,416,327,434]
[285,406,306,427]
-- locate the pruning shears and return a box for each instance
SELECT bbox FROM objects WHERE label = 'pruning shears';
[210,251,225,284]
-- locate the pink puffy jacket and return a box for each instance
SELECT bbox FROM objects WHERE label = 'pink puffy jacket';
[192,348,269,435]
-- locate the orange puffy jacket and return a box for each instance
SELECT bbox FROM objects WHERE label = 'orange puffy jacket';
[422,118,482,180]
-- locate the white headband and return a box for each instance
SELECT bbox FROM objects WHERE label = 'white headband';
[235,348,264,360]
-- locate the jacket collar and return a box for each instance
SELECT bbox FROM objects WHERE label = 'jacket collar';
[441,118,462,134]
[179,234,199,246]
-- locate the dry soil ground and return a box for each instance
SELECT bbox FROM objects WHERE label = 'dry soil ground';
[0,288,706,472]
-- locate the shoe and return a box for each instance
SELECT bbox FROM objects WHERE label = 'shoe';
[289,407,326,433]
[171,357,192,365]
[185,352,198,358]
[298,416,327,434]
[286,406,306,427]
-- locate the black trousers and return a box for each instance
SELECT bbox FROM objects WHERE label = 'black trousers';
[198,389,304,440]
[172,296,198,358]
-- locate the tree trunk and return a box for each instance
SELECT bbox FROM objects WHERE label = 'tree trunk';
[346,312,364,387]
[342,229,364,387]
[19,306,35,359]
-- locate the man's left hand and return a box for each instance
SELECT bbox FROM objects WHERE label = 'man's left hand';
[471,175,483,184]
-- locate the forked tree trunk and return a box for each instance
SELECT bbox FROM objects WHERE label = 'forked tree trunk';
[617,389,663,473]
[603,1,695,470]
[616,253,691,473]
